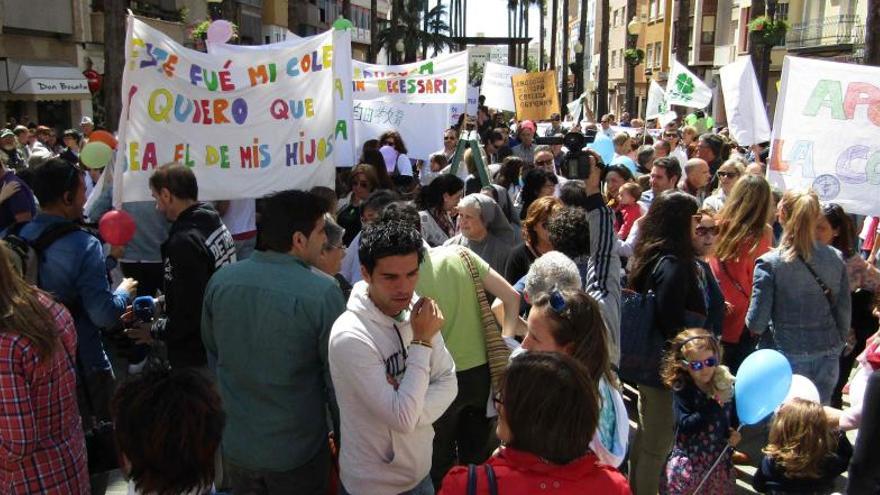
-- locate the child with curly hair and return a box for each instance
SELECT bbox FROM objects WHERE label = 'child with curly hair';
[659,328,740,494]
[752,398,852,494]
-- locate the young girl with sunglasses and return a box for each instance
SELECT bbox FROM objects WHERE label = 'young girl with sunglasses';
[659,328,740,495]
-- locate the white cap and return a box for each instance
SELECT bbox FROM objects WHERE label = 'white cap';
[80,116,94,126]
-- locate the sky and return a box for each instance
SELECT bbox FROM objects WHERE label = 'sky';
[438,0,541,40]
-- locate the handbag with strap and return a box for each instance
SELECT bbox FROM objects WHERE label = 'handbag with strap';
[467,464,499,495]
[798,254,835,310]
[619,255,672,387]
[457,247,511,392]
[61,344,120,474]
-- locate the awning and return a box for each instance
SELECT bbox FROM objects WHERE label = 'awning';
[0,59,91,101]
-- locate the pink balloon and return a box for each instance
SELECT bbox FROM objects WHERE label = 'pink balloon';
[99,210,136,246]
[206,20,234,44]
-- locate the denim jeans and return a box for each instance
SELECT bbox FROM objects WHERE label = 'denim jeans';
[786,350,841,405]
[227,443,330,495]
[341,475,434,495]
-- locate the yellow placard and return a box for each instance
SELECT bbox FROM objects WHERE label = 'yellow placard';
[512,70,560,121]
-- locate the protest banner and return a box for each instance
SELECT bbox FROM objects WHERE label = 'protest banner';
[512,70,560,121]
[720,57,771,147]
[351,52,468,104]
[768,56,880,216]
[113,17,351,205]
[481,62,525,111]
[666,60,712,109]
[352,100,448,160]
[207,32,355,168]
[448,85,480,127]
[646,80,677,126]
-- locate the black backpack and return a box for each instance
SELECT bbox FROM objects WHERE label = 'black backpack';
[3,221,83,285]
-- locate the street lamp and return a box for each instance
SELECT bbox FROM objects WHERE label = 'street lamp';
[624,16,642,116]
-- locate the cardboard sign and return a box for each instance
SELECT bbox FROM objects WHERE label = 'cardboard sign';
[512,70,560,121]
[768,56,880,216]
[481,62,525,111]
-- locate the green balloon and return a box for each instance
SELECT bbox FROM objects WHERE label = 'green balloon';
[685,113,698,126]
[81,141,114,169]
[333,17,354,30]
[705,116,715,128]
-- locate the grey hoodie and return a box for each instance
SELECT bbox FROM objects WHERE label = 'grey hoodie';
[329,281,457,495]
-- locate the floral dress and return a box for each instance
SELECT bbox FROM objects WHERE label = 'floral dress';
[660,382,738,495]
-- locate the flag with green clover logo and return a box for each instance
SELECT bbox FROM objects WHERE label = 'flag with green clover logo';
[646,80,677,125]
[665,60,712,108]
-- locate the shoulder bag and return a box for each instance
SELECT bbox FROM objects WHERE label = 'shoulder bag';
[467,464,498,495]
[618,255,672,387]
[457,247,511,392]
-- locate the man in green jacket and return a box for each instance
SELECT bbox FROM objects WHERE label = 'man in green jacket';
[202,189,345,495]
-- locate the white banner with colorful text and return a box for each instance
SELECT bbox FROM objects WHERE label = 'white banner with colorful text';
[769,56,880,216]
[114,17,352,204]
[351,52,468,104]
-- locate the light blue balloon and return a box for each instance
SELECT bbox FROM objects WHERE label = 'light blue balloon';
[587,132,615,164]
[735,349,792,425]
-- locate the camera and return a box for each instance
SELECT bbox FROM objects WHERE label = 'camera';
[132,296,158,322]
[535,129,598,180]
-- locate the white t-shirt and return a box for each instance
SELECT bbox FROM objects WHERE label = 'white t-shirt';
[391,154,414,177]
[221,199,256,236]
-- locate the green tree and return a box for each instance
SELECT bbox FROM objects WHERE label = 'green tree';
[380,0,451,63]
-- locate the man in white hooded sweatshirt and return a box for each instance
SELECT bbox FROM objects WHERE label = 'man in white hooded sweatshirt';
[330,220,457,495]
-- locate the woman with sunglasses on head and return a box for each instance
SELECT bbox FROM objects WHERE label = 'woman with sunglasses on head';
[703,158,745,212]
[416,173,465,247]
[627,190,707,495]
[336,164,379,246]
[659,328,740,495]
[708,175,774,374]
[747,190,851,405]
[438,352,630,495]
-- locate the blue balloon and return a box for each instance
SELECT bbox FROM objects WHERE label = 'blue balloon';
[735,349,792,425]
[587,132,615,163]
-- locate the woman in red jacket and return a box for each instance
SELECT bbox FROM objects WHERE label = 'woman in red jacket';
[438,352,630,495]
[708,175,774,374]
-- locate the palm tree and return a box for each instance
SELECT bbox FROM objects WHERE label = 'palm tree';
[574,0,587,95]
[379,0,451,63]
[342,0,352,19]
[104,0,130,130]
[370,0,378,62]
[597,0,609,117]
[561,0,569,107]
[539,0,546,69]
[508,0,518,65]
[522,0,530,68]
[550,0,558,68]
[868,0,880,66]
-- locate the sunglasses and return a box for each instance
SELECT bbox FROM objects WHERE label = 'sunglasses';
[548,289,568,314]
[696,225,719,237]
[682,356,718,371]
[664,134,678,139]
[444,136,456,141]
[352,180,370,188]
[717,171,739,178]
[384,141,395,146]
[535,158,554,167]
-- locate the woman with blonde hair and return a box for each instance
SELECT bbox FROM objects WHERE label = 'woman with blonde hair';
[703,158,746,212]
[709,175,774,373]
[0,245,89,493]
[746,189,851,404]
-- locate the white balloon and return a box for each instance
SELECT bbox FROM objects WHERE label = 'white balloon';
[206,20,234,44]
[784,374,821,404]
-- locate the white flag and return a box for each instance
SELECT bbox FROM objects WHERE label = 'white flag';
[566,92,585,123]
[665,60,712,109]
[646,80,677,125]
[719,57,771,147]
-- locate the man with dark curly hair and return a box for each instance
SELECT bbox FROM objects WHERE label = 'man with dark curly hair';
[330,221,457,495]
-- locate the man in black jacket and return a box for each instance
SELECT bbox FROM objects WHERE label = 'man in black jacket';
[127,163,236,369]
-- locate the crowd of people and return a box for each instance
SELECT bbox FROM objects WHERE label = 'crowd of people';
[0,104,878,495]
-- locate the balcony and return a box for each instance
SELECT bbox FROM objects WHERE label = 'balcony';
[786,15,865,53]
